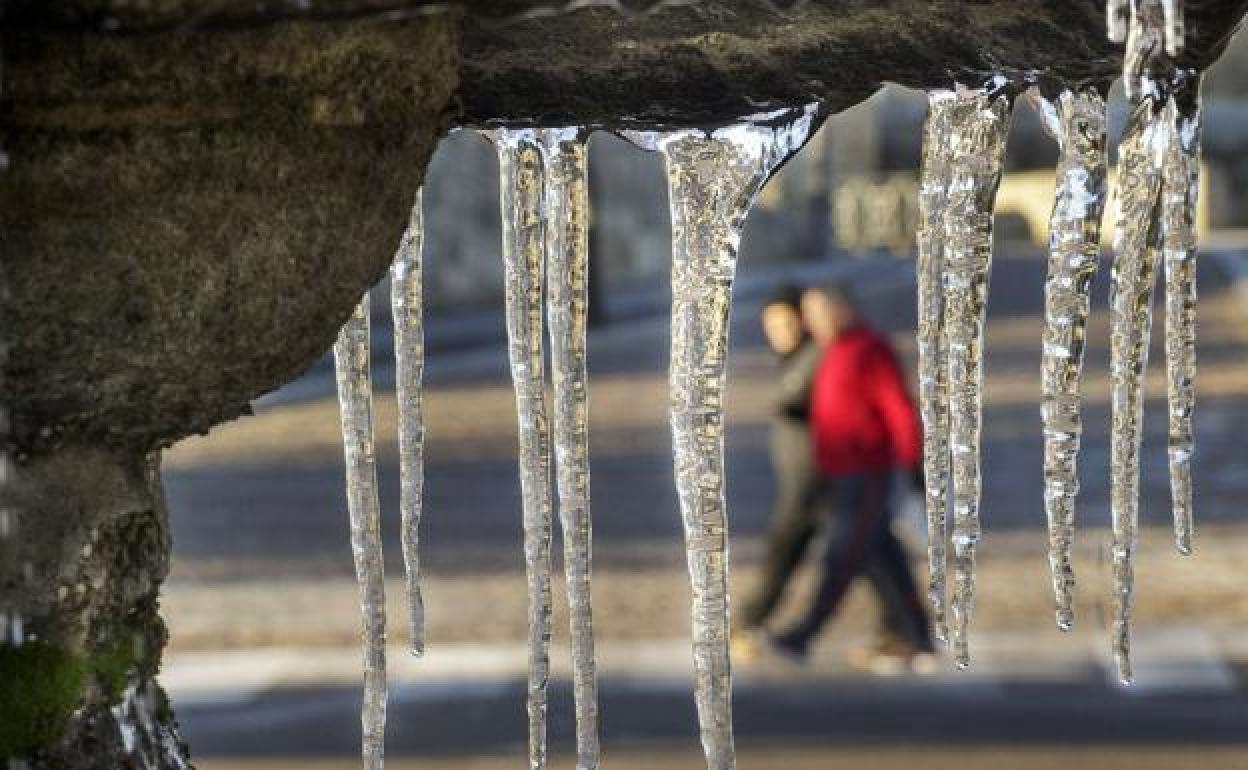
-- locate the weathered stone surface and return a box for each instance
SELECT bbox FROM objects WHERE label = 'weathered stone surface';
[1,15,460,456]
[0,447,181,766]
[459,0,1248,127]
[4,2,1248,460]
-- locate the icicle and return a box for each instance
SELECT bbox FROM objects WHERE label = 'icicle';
[540,128,600,770]
[624,104,818,770]
[1106,0,1196,685]
[1160,0,1184,57]
[1108,99,1166,685]
[485,128,554,770]
[391,189,427,656]
[1031,88,1109,631]
[939,85,1013,670]
[1161,73,1202,556]
[1107,0,1131,42]
[334,297,387,769]
[915,90,955,645]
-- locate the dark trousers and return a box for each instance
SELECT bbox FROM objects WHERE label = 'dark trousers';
[739,421,819,630]
[779,471,931,651]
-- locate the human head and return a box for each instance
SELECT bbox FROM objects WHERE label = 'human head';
[760,284,805,356]
[801,283,858,344]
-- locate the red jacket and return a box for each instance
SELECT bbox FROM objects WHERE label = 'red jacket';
[809,323,922,476]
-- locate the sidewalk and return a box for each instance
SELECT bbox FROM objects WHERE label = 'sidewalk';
[169,624,1248,767]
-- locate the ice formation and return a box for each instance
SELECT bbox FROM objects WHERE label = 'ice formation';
[333,298,388,769]
[322,0,1214,756]
[1031,87,1109,632]
[1106,0,1203,684]
[392,190,428,657]
[914,90,955,645]
[623,104,818,769]
[539,128,602,770]
[915,83,1013,669]
[485,128,556,770]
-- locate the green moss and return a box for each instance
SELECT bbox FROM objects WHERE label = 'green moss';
[90,638,135,700]
[0,641,88,758]
[0,635,149,757]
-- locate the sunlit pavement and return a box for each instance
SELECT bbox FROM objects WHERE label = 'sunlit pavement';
[172,627,1248,766]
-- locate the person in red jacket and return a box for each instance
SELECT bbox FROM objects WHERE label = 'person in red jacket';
[771,283,934,673]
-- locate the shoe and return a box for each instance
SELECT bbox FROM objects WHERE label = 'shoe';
[766,632,810,666]
[730,628,764,665]
[847,638,936,677]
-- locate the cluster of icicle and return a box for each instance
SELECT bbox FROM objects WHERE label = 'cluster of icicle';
[332,190,426,769]
[331,108,816,770]
[329,1,1205,764]
[917,0,1203,682]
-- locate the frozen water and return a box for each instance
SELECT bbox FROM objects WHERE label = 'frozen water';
[391,189,428,656]
[1160,73,1202,556]
[1031,87,1109,631]
[540,127,601,770]
[485,128,555,770]
[623,103,818,770]
[934,85,1013,669]
[334,298,388,768]
[1106,0,1200,684]
[915,90,955,645]
[1108,94,1165,684]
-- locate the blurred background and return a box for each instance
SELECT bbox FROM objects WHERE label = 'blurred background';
[159,26,1248,770]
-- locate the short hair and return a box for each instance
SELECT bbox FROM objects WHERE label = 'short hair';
[762,283,804,313]
[805,281,858,311]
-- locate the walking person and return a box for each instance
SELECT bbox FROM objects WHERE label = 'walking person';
[770,284,935,673]
[734,284,932,672]
[733,285,823,661]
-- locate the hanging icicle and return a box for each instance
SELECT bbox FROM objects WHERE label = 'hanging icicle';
[333,298,388,770]
[1161,72,1202,556]
[1106,0,1201,684]
[623,104,818,770]
[392,189,428,657]
[1031,87,1109,632]
[485,128,555,770]
[540,127,601,770]
[936,84,1013,670]
[915,90,956,645]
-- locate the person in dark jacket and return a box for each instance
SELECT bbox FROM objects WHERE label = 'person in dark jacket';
[771,283,934,673]
[735,286,823,652]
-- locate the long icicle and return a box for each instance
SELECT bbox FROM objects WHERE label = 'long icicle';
[1032,87,1109,631]
[392,189,427,656]
[1161,72,1202,556]
[1107,0,1177,685]
[624,105,818,770]
[941,84,1013,670]
[334,297,387,770]
[487,129,554,769]
[915,90,955,645]
[541,128,601,770]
